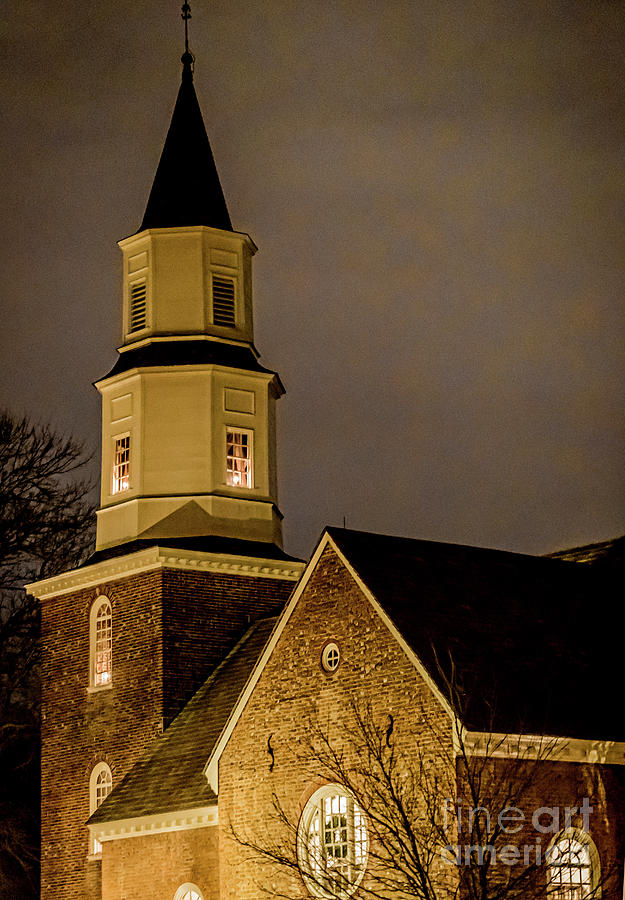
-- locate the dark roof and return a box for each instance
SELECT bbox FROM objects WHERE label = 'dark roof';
[90,617,277,823]
[84,535,302,568]
[326,527,621,742]
[139,56,232,233]
[99,339,281,382]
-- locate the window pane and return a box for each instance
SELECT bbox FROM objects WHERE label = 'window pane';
[226,430,252,488]
[94,603,112,685]
[112,436,130,494]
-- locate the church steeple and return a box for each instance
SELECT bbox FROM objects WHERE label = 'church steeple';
[139,51,232,232]
[93,12,286,556]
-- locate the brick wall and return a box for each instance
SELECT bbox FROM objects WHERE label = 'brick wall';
[101,827,219,900]
[218,545,455,900]
[162,569,291,724]
[41,570,165,900]
[41,564,294,900]
[218,545,625,900]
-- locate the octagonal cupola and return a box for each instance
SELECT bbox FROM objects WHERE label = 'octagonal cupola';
[94,49,285,556]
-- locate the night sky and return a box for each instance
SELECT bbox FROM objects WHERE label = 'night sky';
[1,1,623,560]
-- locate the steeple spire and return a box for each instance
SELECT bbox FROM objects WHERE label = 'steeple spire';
[139,2,232,233]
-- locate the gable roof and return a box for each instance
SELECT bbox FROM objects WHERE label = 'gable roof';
[90,616,277,824]
[203,528,622,790]
[92,527,622,827]
[325,527,621,742]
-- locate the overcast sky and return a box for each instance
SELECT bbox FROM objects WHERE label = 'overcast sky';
[1,0,623,559]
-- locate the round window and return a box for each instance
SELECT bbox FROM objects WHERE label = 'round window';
[321,642,340,673]
[297,785,368,899]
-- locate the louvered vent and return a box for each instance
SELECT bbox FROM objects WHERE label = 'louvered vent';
[212,277,236,327]
[129,282,147,333]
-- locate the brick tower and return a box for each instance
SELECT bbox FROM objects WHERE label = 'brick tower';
[29,38,303,900]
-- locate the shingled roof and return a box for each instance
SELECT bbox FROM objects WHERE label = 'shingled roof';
[91,528,621,826]
[90,616,277,824]
[326,528,621,742]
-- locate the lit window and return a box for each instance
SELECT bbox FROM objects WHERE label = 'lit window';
[226,428,252,488]
[173,885,203,900]
[112,435,130,494]
[89,763,112,856]
[298,785,367,899]
[90,598,112,687]
[547,829,601,900]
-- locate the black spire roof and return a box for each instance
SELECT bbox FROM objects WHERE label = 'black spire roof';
[139,53,232,232]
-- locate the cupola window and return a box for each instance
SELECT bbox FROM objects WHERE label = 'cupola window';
[226,428,252,488]
[129,280,148,332]
[212,276,236,327]
[112,435,130,494]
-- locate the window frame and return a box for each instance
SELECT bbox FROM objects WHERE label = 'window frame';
[89,597,113,690]
[88,762,112,857]
[225,426,253,489]
[547,827,601,900]
[297,784,368,900]
[111,433,131,495]
[173,885,204,900]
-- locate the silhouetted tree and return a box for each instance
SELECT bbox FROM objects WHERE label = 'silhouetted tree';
[0,411,95,897]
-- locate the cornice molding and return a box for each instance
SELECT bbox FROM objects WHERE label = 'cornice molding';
[90,804,218,843]
[27,546,304,600]
[464,731,625,766]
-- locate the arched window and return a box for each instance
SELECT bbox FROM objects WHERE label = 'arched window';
[297,784,368,899]
[90,597,112,687]
[89,762,112,856]
[173,885,203,900]
[548,828,601,900]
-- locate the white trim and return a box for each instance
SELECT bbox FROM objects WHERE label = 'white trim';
[27,546,304,600]
[89,762,113,855]
[89,597,113,688]
[465,731,625,765]
[117,332,262,357]
[174,884,204,900]
[89,804,218,843]
[204,532,454,794]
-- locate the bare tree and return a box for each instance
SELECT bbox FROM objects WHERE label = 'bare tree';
[0,410,96,897]
[232,675,616,900]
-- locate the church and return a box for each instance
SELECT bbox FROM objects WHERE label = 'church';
[29,15,625,900]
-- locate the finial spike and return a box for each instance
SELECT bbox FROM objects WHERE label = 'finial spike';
[180,2,194,78]
[181,2,192,53]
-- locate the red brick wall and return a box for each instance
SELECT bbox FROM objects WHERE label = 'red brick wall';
[41,564,294,900]
[218,545,625,900]
[455,757,625,897]
[162,569,292,724]
[218,545,455,899]
[41,570,166,900]
[101,826,219,900]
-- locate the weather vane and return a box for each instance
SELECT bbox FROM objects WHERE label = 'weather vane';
[181,2,193,61]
